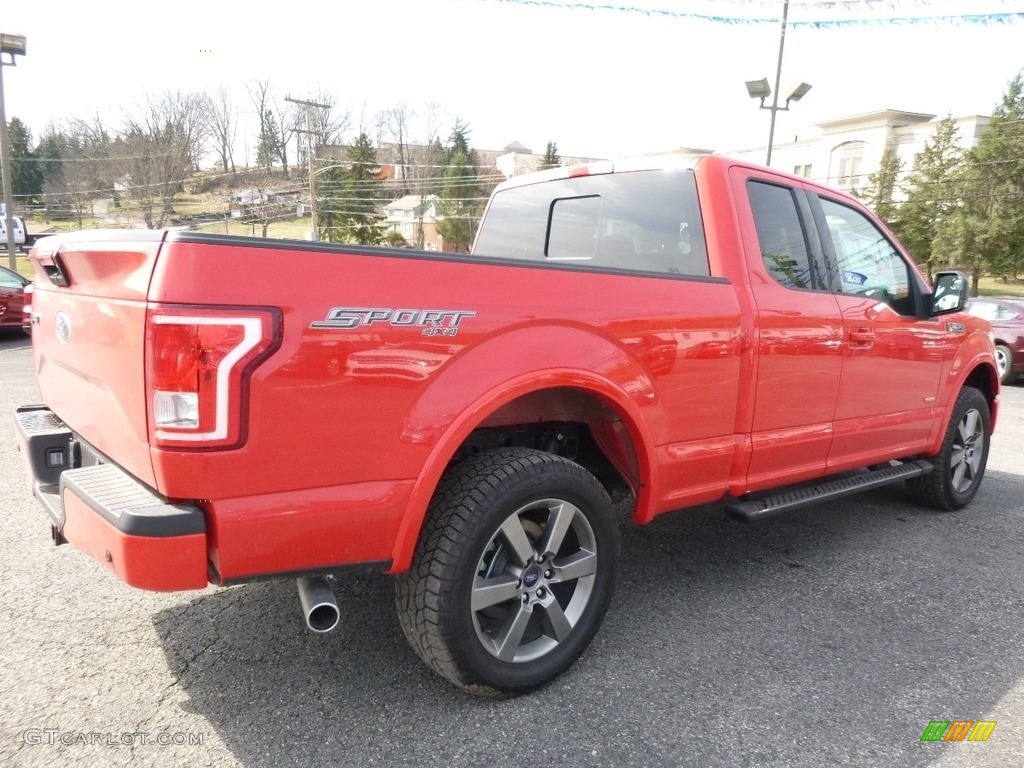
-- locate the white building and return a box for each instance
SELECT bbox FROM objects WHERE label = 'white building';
[724,109,990,195]
[383,194,447,251]
[495,141,603,179]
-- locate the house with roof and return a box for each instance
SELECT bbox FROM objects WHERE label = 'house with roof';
[383,194,450,251]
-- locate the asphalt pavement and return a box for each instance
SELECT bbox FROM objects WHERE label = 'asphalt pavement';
[1,329,1022,768]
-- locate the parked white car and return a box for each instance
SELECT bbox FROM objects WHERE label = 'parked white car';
[0,216,27,249]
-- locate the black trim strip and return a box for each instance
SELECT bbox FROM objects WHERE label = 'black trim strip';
[167,230,730,285]
[215,561,393,587]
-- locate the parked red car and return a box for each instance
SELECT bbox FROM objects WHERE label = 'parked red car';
[967,298,1024,384]
[0,264,29,332]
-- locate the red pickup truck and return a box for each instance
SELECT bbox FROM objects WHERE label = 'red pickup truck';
[15,154,998,695]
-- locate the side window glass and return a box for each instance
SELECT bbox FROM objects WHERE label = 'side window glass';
[474,169,710,277]
[747,181,814,290]
[819,197,913,315]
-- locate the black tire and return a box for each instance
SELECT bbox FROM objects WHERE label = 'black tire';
[905,386,990,511]
[995,344,1017,385]
[395,448,619,696]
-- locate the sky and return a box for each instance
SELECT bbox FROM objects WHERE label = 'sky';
[2,0,1023,164]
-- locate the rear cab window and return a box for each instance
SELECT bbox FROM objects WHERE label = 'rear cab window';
[473,169,710,277]
[747,180,817,290]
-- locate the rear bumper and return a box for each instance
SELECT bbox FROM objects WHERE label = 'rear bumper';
[14,405,209,591]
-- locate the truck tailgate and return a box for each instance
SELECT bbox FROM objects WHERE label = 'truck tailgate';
[29,232,166,488]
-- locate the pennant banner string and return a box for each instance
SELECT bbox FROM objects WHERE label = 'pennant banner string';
[473,0,1024,26]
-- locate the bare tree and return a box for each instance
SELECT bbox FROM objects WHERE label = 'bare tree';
[118,91,208,229]
[306,87,350,149]
[376,102,414,195]
[248,80,298,176]
[276,101,296,178]
[205,86,237,174]
[38,118,112,227]
[411,101,447,249]
[242,167,294,238]
[248,80,278,171]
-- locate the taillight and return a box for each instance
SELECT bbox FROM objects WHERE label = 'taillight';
[145,305,281,449]
[22,283,33,333]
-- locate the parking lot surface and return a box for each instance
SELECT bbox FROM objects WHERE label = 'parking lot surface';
[1,331,1022,767]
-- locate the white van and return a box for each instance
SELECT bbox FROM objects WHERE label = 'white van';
[0,216,27,249]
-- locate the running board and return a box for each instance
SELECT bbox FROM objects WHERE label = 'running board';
[725,460,934,522]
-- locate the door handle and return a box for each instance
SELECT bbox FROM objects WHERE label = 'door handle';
[848,327,876,346]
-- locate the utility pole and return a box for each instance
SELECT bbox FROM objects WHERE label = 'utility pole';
[285,96,330,241]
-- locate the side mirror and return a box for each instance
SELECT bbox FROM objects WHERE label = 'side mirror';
[929,271,968,315]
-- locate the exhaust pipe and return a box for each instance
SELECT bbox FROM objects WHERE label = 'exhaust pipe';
[296,576,340,633]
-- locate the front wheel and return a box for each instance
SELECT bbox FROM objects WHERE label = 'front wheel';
[905,386,990,511]
[395,448,619,696]
[995,344,1017,385]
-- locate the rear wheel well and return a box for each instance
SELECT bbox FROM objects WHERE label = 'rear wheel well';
[448,388,637,499]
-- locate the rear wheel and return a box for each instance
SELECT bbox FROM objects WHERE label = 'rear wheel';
[995,344,1017,385]
[906,386,990,510]
[395,448,619,696]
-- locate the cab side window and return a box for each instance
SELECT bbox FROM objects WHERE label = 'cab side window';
[819,197,914,316]
[474,169,710,277]
[748,181,814,290]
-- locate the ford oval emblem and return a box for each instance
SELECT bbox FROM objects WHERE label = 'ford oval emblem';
[55,312,71,344]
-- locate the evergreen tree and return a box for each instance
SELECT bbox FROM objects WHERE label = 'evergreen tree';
[37,121,114,226]
[256,109,280,169]
[894,116,964,277]
[7,118,44,203]
[933,72,1024,292]
[857,138,901,229]
[315,164,346,240]
[436,120,480,252]
[444,118,475,166]
[539,141,561,170]
[317,132,385,245]
[35,130,66,192]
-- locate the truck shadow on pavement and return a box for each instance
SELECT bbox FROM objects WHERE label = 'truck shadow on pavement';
[153,472,1024,767]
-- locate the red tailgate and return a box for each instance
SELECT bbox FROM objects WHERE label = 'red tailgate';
[29,232,166,488]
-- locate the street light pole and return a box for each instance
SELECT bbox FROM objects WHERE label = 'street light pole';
[744,2,810,168]
[0,60,17,271]
[765,0,790,167]
[0,33,27,272]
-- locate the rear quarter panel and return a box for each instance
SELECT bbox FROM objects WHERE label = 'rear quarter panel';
[151,236,742,578]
